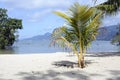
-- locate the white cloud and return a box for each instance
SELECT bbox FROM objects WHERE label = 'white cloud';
[1,0,119,25]
[0,0,74,22]
[0,0,74,9]
[27,8,66,22]
[77,0,107,6]
[28,9,52,22]
[102,12,120,26]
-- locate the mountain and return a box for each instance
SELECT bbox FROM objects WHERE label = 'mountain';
[22,25,118,41]
[23,32,51,41]
[97,25,118,40]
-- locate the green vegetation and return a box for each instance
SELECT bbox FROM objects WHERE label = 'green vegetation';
[96,0,120,47]
[51,3,102,68]
[51,0,120,68]
[0,8,22,49]
[95,0,120,15]
[112,24,120,45]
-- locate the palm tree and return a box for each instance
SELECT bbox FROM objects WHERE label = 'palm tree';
[51,3,103,68]
[95,0,120,15]
[95,0,120,46]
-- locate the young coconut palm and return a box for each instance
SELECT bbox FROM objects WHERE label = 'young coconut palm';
[51,3,103,68]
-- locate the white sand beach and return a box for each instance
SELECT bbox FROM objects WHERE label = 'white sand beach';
[0,52,120,80]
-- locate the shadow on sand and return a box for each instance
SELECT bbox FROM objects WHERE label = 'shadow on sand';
[52,60,95,68]
[14,69,120,80]
[66,52,120,58]
[0,76,13,80]
[107,70,120,80]
[1,69,119,80]
[85,52,120,57]
[0,63,119,80]
[15,70,90,80]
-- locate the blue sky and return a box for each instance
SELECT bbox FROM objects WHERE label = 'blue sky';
[0,0,120,39]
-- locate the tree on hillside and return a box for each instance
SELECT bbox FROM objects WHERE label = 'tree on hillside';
[0,8,22,49]
[51,3,102,68]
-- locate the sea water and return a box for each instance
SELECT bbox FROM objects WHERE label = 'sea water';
[0,40,119,54]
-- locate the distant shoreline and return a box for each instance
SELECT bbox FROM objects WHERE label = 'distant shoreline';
[0,51,119,55]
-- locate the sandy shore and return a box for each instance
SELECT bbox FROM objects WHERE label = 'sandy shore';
[0,52,120,80]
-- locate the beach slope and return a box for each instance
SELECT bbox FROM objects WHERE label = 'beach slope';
[0,52,120,80]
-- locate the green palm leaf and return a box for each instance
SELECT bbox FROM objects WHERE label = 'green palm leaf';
[53,11,72,23]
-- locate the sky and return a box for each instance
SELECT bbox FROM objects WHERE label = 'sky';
[0,0,120,39]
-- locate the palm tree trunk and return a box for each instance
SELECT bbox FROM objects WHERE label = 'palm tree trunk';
[77,51,85,68]
[80,54,85,68]
[79,40,85,68]
[78,55,81,67]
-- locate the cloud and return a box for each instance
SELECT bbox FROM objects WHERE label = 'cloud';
[102,12,120,26]
[77,0,107,6]
[0,0,75,9]
[0,0,74,22]
[27,9,52,22]
[26,7,67,22]
[2,0,107,9]
[1,0,118,25]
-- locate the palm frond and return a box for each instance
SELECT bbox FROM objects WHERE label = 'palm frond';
[53,11,72,23]
[95,0,120,15]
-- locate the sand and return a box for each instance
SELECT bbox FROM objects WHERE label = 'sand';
[0,52,120,80]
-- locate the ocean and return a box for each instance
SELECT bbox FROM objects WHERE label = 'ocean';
[0,40,119,54]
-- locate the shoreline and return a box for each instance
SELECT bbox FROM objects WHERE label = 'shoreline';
[0,51,119,55]
[0,51,120,55]
[0,52,120,80]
